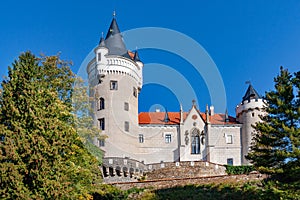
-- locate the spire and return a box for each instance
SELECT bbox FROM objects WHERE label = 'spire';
[104,17,127,56]
[225,109,229,123]
[242,84,261,102]
[163,109,170,123]
[206,104,210,124]
[180,103,183,124]
[134,50,141,62]
[99,32,106,47]
[192,99,196,108]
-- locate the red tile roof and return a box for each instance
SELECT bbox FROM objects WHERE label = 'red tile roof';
[209,113,237,125]
[138,112,185,125]
[138,112,238,125]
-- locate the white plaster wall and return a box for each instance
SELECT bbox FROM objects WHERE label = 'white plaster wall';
[236,99,265,164]
[87,46,143,160]
[138,125,179,164]
[208,126,242,165]
[179,107,206,161]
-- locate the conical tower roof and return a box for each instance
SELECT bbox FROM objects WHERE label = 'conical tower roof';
[164,109,170,123]
[242,84,261,102]
[104,18,127,56]
[134,50,141,62]
[99,36,106,47]
[225,109,229,122]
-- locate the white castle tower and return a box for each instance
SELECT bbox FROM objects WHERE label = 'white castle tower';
[86,16,143,158]
[236,84,265,164]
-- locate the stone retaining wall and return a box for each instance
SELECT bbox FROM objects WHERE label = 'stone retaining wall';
[112,173,266,190]
[146,161,226,180]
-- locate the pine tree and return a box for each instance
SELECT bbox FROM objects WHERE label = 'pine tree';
[0,52,102,199]
[246,67,300,183]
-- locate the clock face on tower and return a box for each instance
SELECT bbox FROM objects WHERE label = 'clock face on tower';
[192,115,197,120]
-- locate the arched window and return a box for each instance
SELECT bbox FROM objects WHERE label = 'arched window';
[191,129,200,154]
[99,97,105,110]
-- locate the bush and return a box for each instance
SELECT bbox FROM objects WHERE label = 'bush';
[225,165,255,175]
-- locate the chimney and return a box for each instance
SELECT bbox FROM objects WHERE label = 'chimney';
[210,105,214,116]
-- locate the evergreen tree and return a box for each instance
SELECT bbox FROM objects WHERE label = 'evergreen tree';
[0,52,102,199]
[246,67,300,183]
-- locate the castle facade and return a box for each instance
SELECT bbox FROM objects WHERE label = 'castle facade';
[87,17,264,166]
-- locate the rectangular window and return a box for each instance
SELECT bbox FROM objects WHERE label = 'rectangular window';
[125,121,129,132]
[99,97,105,110]
[139,134,144,143]
[191,135,200,154]
[98,118,105,130]
[227,158,233,165]
[226,134,233,144]
[99,139,105,147]
[124,102,129,111]
[165,134,171,143]
[110,80,118,90]
[133,87,137,97]
[97,53,101,61]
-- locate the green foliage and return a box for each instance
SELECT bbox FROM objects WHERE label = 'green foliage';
[0,52,102,199]
[93,184,144,200]
[138,181,299,200]
[246,66,300,184]
[225,165,255,175]
[72,77,105,165]
[91,180,300,200]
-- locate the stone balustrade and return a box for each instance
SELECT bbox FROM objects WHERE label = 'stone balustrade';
[102,158,226,183]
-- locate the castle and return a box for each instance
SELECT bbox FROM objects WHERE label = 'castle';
[86,16,265,167]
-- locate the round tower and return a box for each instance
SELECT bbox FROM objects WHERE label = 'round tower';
[236,84,265,165]
[87,16,143,158]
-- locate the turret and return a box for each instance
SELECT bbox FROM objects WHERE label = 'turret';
[86,14,143,158]
[236,84,265,165]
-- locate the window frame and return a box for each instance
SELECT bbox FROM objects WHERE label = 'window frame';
[124,102,129,111]
[99,139,105,147]
[99,97,105,110]
[191,135,200,154]
[97,53,101,62]
[124,121,129,132]
[110,80,118,90]
[139,134,144,143]
[99,118,105,130]
[226,134,233,144]
[165,134,172,143]
[133,87,137,97]
[227,158,233,165]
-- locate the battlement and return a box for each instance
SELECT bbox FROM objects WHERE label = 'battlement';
[87,55,143,87]
[236,98,265,116]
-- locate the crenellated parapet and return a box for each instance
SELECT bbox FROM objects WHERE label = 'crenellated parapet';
[236,98,266,118]
[87,55,143,87]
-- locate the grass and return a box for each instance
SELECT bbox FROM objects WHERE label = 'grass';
[93,180,300,200]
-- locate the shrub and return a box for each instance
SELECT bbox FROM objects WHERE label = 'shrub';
[225,165,255,175]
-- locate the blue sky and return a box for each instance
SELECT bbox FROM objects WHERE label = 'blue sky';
[0,0,299,116]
